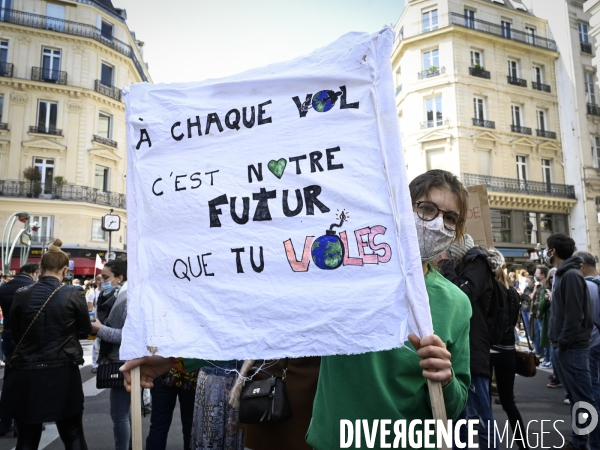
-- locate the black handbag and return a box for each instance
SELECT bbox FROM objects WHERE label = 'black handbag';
[96,360,126,389]
[515,312,540,378]
[239,359,292,424]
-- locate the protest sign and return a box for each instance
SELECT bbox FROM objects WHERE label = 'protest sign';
[465,184,494,248]
[121,29,432,360]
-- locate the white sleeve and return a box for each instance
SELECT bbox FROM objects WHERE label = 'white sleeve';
[86,290,95,304]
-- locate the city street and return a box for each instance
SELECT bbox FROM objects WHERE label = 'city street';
[0,339,580,449]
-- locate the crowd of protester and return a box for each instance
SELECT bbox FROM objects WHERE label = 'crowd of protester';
[0,169,598,449]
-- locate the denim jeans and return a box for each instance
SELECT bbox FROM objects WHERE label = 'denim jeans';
[551,346,600,450]
[533,319,542,355]
[590,344,600,428]
[521,312,531,338]
[454,375,500,449]
[110,387,131,450]
[146,379,195,450]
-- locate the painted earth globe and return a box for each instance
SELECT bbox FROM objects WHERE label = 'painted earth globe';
[312,90,337,113]
[311,233,344,270]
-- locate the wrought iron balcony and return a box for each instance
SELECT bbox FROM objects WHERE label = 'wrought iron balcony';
[93,135,118,148]
[0,8,148,82]
[0,123,8,131]
[581,42,593,54]
[588,103,600,116]
[507,76,527,87]
[29,126,62,136]
[461,173,576,199]
[418,66,445,79]
[532,82,551,93]
[420,118,449,129]
[536,129,557,139]
[472,118,495,129]
[0,62,13,77]
[449,13,557,51]
[0,180,126,208]
[94,80,123,102]
[511,125,532,135]
[31,66,67,85]
[469,67,490,79]
[395,84,402,96]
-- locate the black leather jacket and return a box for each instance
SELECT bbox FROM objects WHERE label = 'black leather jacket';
[8,276,91,369]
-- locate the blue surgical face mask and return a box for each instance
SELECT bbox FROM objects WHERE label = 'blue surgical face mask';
[102,281,115,294]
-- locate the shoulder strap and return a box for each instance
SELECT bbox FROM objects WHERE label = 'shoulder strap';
[8,284,64,365]
[519,311,533,351]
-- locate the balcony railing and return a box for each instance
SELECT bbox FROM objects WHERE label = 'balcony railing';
[532,81,551,93]
[93,135,118,148]
[0,180,126,208]
[507,76,527,87]
[31,66,67,85]
[420,118,449,129]
[469,67,490,79]
[418,66,445,79]
[462,173,576,199]
[396,13,557,52]
[94,80,123,102]
[29,126,62,136]
[588,103,600,116]
[473,118,495,129]
[536,129,557,139]
[0,8,148,82]
[0,62,13,77]
[581,41,593,54]
[511,125,532,135]
[395,84,402,96]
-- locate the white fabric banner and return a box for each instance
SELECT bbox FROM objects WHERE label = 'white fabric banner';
[121,28,432,360]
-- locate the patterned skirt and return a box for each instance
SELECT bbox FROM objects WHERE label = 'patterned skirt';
[191,366,244,450]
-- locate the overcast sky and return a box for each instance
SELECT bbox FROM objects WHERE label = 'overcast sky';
[120,0,405,84]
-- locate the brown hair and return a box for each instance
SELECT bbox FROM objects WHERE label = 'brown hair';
[40,239,69,273]
[496,267,510,288]
[408,170,469,241]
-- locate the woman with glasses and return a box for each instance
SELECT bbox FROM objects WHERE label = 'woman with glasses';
[91,259,129,450]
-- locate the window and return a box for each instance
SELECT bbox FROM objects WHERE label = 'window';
[41,48,61,81]
[426,96,443,127]
[473,97,485,120]
[46,3,65,32]
[508,60,519,78]
[592,136,600,167]
[502,20,512,39]
[511,105,522,127]
[101,20,113,40]
[477,150,491,176]
[0,95,3,123]
[0,0,12,21]
[33,157,54,194]
[524,212,538,244]
[98,113,112,139]
[586,72,596,104]
[537,110,546,131]
[37,101,58,132]
[100,63,113,87]
[95,165,110,192]
[525,26,537,45]
[542,159,552,184]
[423,49,439,69]
[422,9,438,32]
[92,219,107,241]
[0,40,7,64]
[579,23,590,43]
[491,210,511,242]
[533,66,543,84]
[30,215,53,244]
[516,155,527,181]
[470,50,482,67]
[426,149,445,170]
[465,9,476,29]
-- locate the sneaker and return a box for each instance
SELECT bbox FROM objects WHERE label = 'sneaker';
[547,379,562,388]
[564,399,570,405]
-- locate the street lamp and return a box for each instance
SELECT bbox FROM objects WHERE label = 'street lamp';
[2,212,31,275]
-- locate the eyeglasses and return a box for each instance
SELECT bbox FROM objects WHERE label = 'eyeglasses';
[414,201,462,231]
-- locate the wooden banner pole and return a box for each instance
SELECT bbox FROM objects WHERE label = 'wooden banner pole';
[427,380,450,450]
[131,366,143,449]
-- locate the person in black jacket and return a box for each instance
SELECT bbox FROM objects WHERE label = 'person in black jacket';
[0,262,38,435]
[546,234,599,450]
[438,234,499,449]
[0,239,91,449]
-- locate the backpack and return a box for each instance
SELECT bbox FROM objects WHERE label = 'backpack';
[486,277,512,345]
[585,277,600,331]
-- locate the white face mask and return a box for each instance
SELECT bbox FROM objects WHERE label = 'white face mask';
[414,213,456,262]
